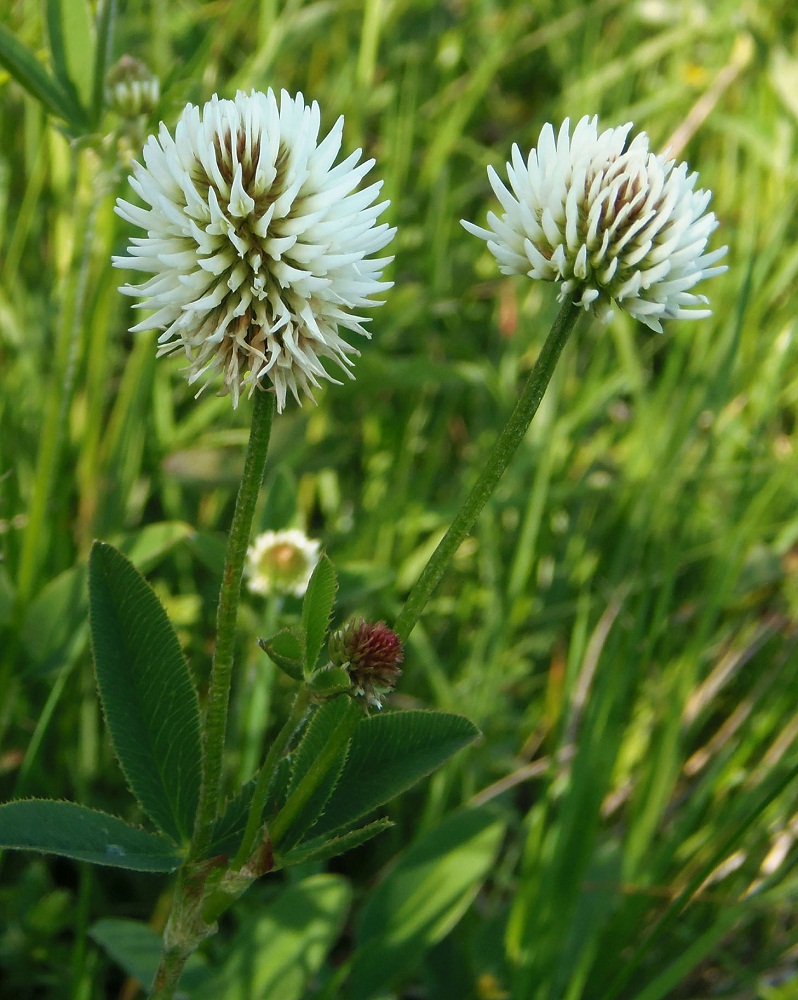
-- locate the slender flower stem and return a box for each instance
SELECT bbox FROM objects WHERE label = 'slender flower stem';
[232,687,311,870]
[151,390,275,999]
[190,389,276,861]
[393,298,580,643]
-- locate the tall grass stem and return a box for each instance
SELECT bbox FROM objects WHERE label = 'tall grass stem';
[0,151,102,742]
[16,151,101,608]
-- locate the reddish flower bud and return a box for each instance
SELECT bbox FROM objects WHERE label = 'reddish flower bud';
[328,619,403,709]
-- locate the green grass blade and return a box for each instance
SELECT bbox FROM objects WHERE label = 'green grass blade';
[44,0,93,123]
[0,23,82,126]
[193,875,352,1000]
[90,0,117,124]
[347,806,506,999]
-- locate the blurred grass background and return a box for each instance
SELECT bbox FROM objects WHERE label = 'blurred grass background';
[2,0,798,997]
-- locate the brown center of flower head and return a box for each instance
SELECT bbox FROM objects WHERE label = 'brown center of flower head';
[267,542,303,574]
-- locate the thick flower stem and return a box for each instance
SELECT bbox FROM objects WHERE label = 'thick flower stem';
[393,298,580,643]
[150,865,215,1000]
[190,389,276,862]
[150,946,190,1000]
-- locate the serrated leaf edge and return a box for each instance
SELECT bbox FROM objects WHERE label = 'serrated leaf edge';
[277,817,394,869]
[0,798,184,868]
[88,542,201,845]
[302,553,337,673]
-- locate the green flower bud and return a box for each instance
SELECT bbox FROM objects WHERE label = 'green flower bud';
[106,56,160,119]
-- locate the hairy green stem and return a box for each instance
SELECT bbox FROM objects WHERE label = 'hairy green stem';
[151,391,276,999]
[232,687,311,870]
[393,298,580,642]
[150,866,212,1000]
[190,390,276,861]
[268,700,362,851]
[150,945,190,1000]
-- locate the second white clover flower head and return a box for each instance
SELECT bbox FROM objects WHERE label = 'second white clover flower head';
[106,56,160,118]
[246,529,321,597]
[462,116,728,331]
[113,89,395,411]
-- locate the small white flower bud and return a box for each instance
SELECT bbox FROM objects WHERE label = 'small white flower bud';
[246,529,321,598]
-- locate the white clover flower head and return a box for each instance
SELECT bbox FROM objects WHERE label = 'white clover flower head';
[462,116,728,332]
[246,529,321,597]
[113,89,395,410]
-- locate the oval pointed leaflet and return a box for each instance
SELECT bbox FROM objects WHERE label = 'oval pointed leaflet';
[88,542,202,845]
